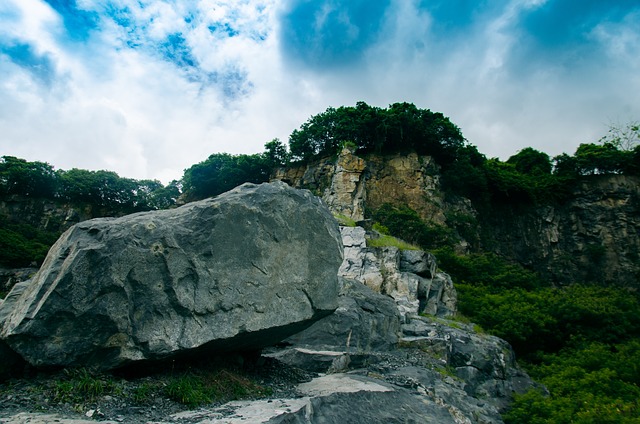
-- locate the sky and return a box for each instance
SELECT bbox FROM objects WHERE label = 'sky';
[1,0,639,183]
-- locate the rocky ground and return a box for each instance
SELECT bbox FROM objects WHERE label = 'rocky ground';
[0,347,467,424]
[0,354,317,423]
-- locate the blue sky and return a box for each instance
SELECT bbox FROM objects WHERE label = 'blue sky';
[1,0,639,182]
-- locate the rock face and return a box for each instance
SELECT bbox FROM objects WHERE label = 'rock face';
[0,182,343,370]
[277,149,640,287]
[339,226,456,320]
[276,149,461,227]
[486,175,640,287]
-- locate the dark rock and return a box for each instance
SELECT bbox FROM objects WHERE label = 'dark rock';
[399,250,437,277]
[283,278,401,353]
[0,182,342,370]
[401,315,535,412]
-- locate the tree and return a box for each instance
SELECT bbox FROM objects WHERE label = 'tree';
[263,139,289,168]
[182,153,271,200]
[574,143,630,175]
[599,121,640,151]
[0,156,58,198]
[507,147,552,175]
[286,102,465,164]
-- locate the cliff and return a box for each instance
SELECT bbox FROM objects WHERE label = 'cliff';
[276,148,640,287]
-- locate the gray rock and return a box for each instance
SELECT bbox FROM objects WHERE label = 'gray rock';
[0,182,343,370]
[170,374,461,424]
[399,250,437,277]
[283,277,401,353]
[401,315,534,412]
[337,227,457,319]
[0,281,29,380]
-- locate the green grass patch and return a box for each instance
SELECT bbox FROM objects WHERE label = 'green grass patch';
[367,234,421,250]
[49,368,120,404]
[333,213,357,227]
[165,368,271,408]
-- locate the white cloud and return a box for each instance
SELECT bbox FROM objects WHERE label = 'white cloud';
[1,0,639,184]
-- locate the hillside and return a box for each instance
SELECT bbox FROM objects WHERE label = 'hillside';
[1,102,640,422]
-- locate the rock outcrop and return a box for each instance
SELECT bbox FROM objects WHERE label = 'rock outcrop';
[0,182,343,371]
[486,175,640,287]
[340,226,456,320]
[265,226,534,423]
[268,277,532,423]
[276,148,640,287]
[276,149,459,226]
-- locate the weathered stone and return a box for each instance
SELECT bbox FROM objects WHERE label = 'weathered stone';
[400,249,437,277]
[283,277,401,353]
[401,315,535,412]
[322,146,367,221]
[0,182,342,370]
[0,268,37,299]
[337,226,457,319]
[487,175,640,287]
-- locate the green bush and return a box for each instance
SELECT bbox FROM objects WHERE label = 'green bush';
[505,341,640,423]
[0,219,60,267]
[372,203,453,250]
[166,369,269,407]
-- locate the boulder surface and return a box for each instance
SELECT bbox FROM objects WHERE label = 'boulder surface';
[0,182,343,370]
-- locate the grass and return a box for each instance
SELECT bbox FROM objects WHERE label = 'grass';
[7,360,273,411]
[50,368,121,404]
[333,213,357,227]
[165,369,271,408]
[367,234,421,250]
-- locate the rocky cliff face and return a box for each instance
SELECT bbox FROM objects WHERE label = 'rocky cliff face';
[276,149,640,287]
[276,147,458,225]
[486,175,640,287]
[0,196,111,234]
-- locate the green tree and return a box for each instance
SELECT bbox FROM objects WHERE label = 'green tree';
[263,139,289,168]
[574,143,631,175]
[507,147,552,175]
[182,153,271,200]
[0,156,58,198]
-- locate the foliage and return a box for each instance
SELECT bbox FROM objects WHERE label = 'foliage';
[288,101,465,165]
[433,248,543,291]
[367,234,421,250]
[50,368,120,404]
[0,156,58,198]
[0,217,60,267]
[181,141,286,200]
[0,156,177,212]
[504,341,640,423]
[165,369,269,408]
[263,138,290,168]
[599,121,640,151]
[507,147,552,175]
[371,203,453,250]
[56,169,170,212]
[333,213,357,227]
[435,247,640,421]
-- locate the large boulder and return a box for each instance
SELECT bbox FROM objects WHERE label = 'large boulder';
[0,182,343,370]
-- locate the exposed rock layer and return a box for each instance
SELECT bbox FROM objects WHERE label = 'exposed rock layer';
[276,149,640,286]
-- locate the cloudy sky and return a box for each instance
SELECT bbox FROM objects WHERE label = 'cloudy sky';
[1,0,639,183]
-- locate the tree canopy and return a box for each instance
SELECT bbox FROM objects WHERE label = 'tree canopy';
[288,101,465,165]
